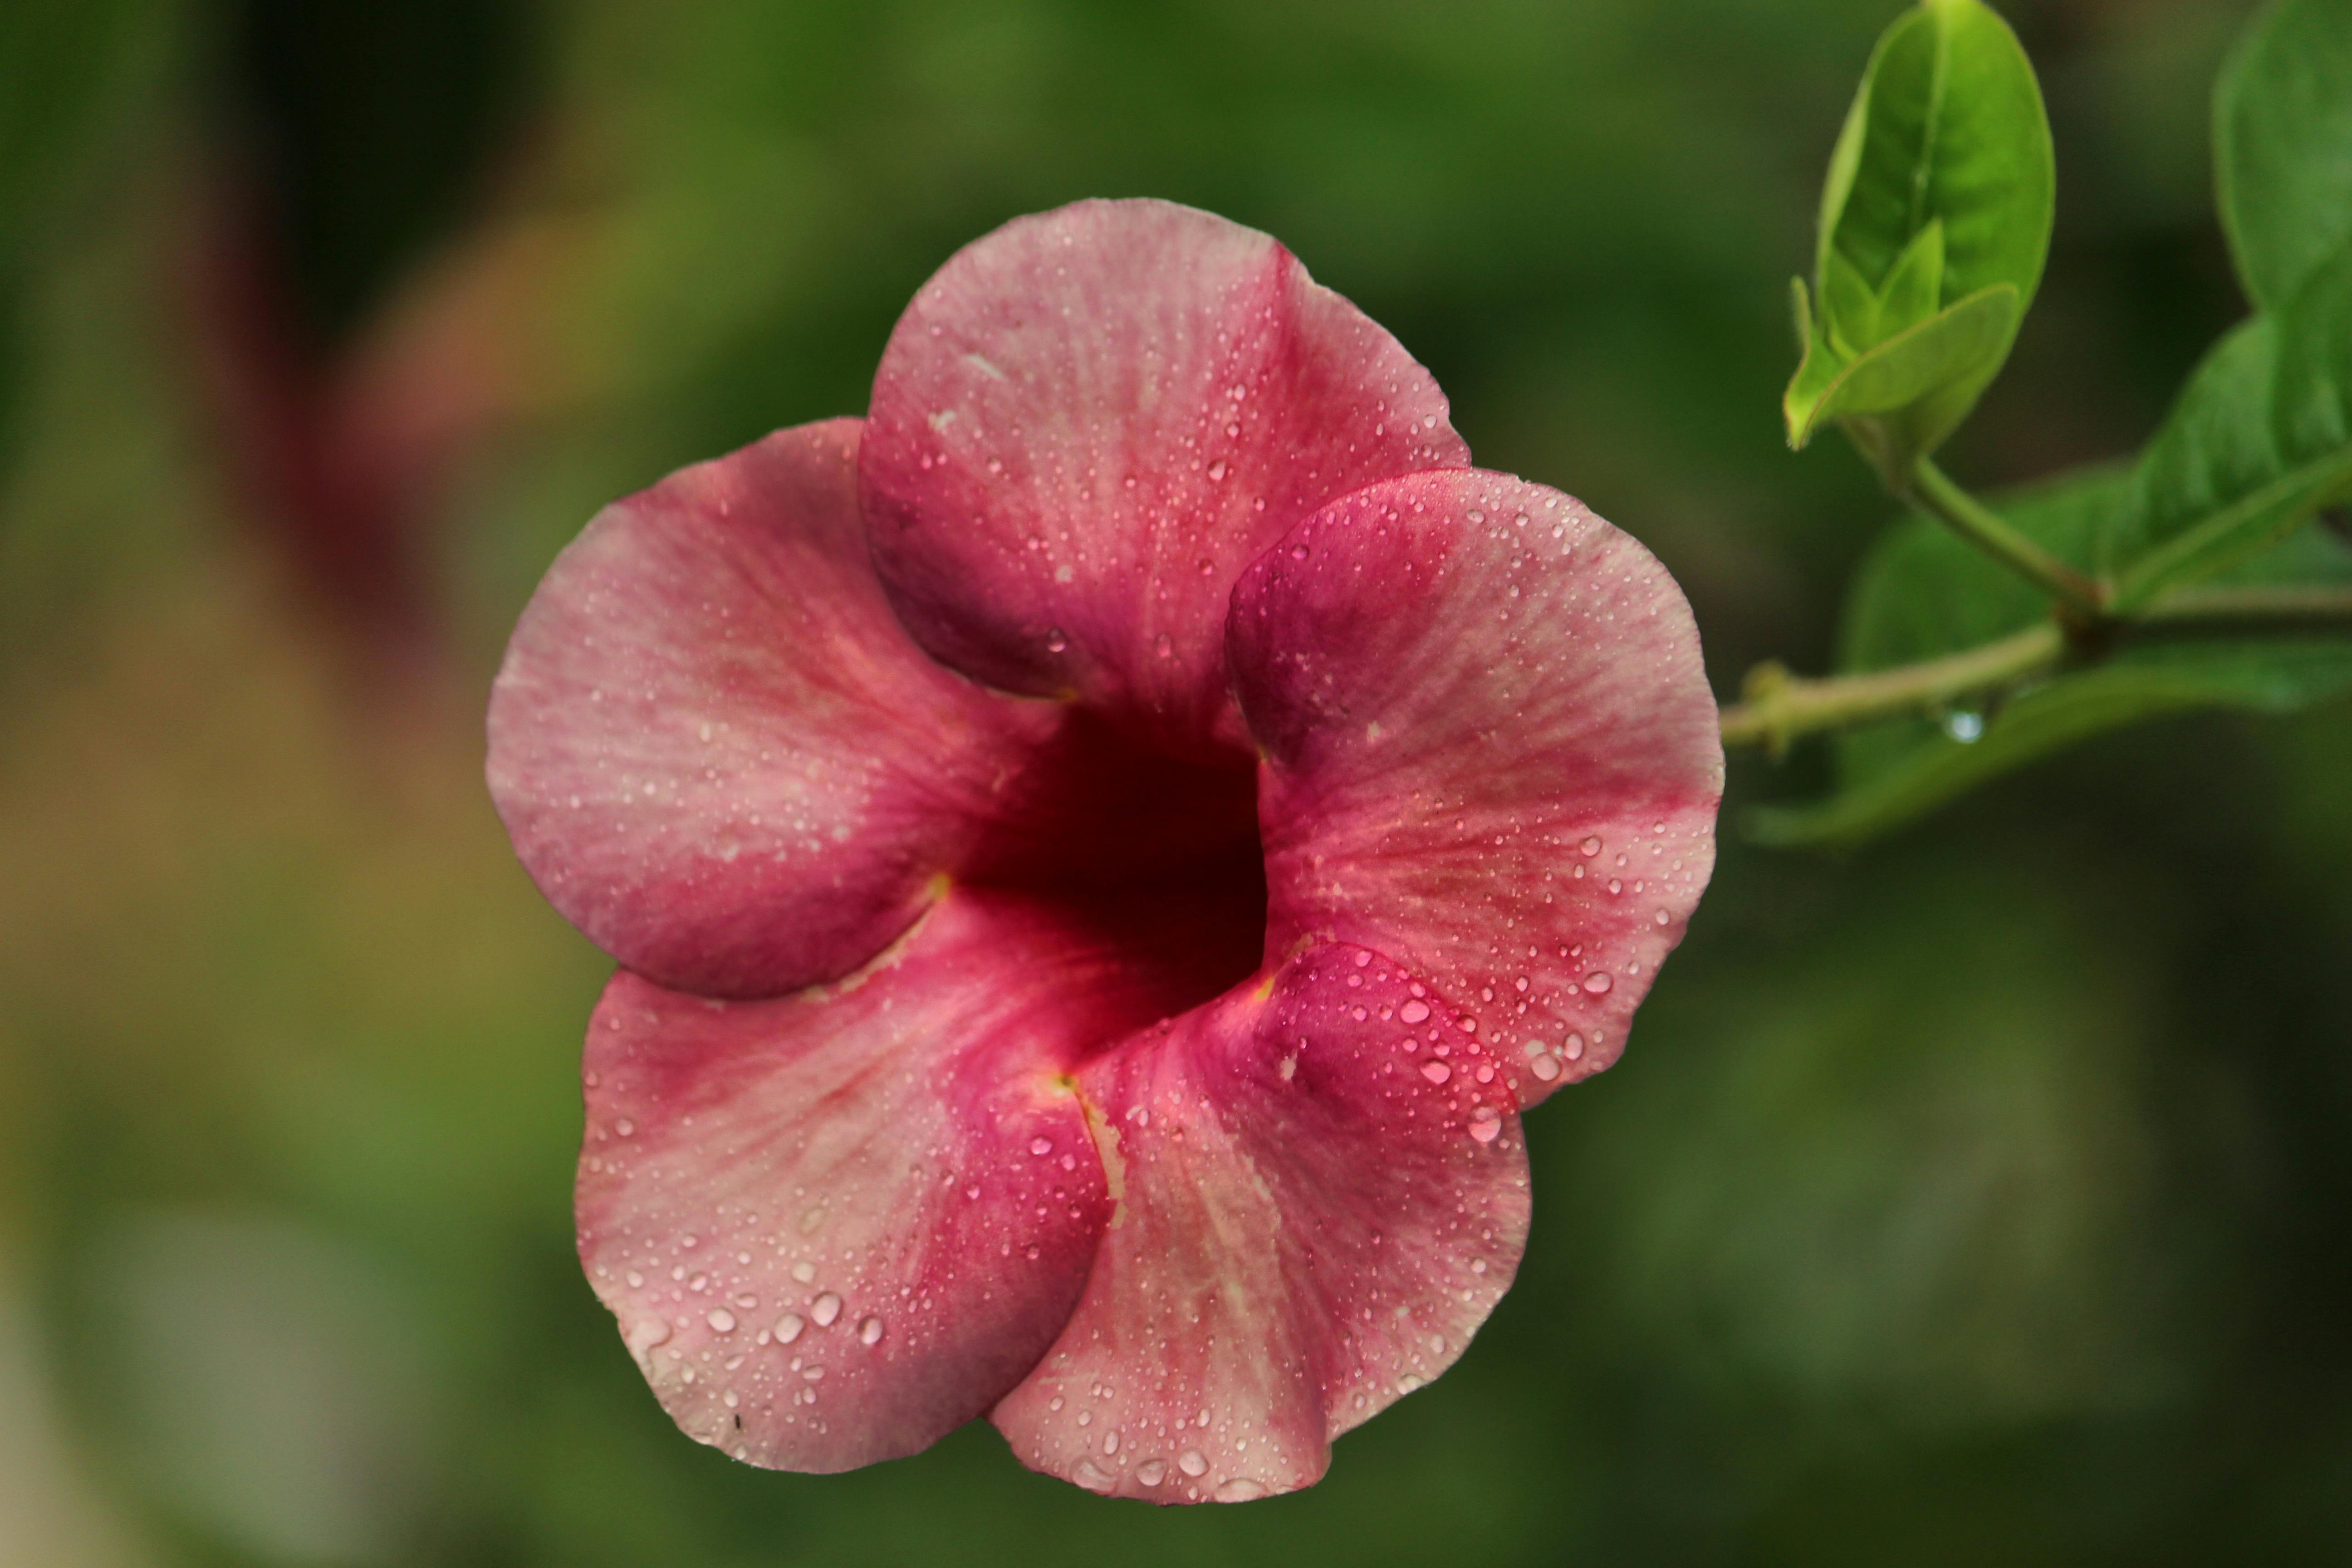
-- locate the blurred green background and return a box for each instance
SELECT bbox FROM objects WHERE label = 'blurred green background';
[5,0,2348,1562]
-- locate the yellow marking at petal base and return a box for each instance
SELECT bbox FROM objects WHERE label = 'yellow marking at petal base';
[1071,1081,1127,1228]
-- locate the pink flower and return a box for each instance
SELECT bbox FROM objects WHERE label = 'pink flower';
[487,199,1720,1503]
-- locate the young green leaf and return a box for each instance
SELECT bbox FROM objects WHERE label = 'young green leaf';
[2216,0,2352,313]
[1784,284,2020,470]
[1792,0,2055,472]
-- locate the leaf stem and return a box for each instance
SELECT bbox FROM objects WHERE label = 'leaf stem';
[2127,583,2352,633]
[1908,458,2108,618]
[1720,622,2064,753]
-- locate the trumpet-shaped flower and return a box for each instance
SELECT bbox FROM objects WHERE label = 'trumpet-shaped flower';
[487,199,1720,1503]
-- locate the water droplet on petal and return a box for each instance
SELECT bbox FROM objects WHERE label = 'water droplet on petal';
[1215,1477,1269,1503]
[774,1313,805,1343]
[1421,1061,1451,1084]
[1137,1458,1168,1486]
[1583,971,1613,995]
[1178,1450,1209,1477]
[859,1315,883,1345]
[706,1308,737,1333]
[1531,1054,1562,1082]
[1074,1459,1115,1492]
[1398,1000,1431,1024]
[1031,1137,1053,1156]
[1469,1108,1503,1144]
[1579,836,1602,857]
[811,1293,842,1328]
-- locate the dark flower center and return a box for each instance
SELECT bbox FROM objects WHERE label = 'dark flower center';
[962,710,1268,1029]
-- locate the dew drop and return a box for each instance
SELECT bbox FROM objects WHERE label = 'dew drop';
[1563,1032,1587,1061]
[811,1293,843,1328]
[1531,1054,1562,1082]
[1215,1477,1269,1503]
[1469,1108,1503,1144]
[1583,971,1613,995]
[1579,836,1602,857]
[1074,1459,1115,1492]
[859,1315,884,1345]
[1398,1000,1431,1024]
[774,1313,805,1343]
[706,1308,737,1333]
[1137,1458,1168,1486]
[1178,1450,1210,1477]
[1421,1061,1452,1084]
[1030,1137,1053,1156]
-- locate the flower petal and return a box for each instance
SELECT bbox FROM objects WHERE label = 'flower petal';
[487,419,1062,998]
[1228,469,1722,1106]
[577,887,1196,1473]
[862,199,1469,754]
[991,943,1529,1503]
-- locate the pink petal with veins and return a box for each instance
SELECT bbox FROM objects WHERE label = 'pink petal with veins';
[992,943,1529,1503]
[861,199,1469,756]
[575,887,1207,1472]
[1230,469,1721,1105]
[487,420,1063,998]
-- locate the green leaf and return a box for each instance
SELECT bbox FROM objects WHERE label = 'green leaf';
[1794,0,2054,470]
[2109,243,2352,609]
[1821,247,1881,358]
[1784,283,2019,462]
[1821,0,2053,306]
[1875,218,1947,340]
[1751,471,2352,847]
[2215,0,2352,313]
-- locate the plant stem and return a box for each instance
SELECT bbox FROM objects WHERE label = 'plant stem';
[1718,582,2352,750]
[1719,622,2064,752]
[1909,458,2108,618]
